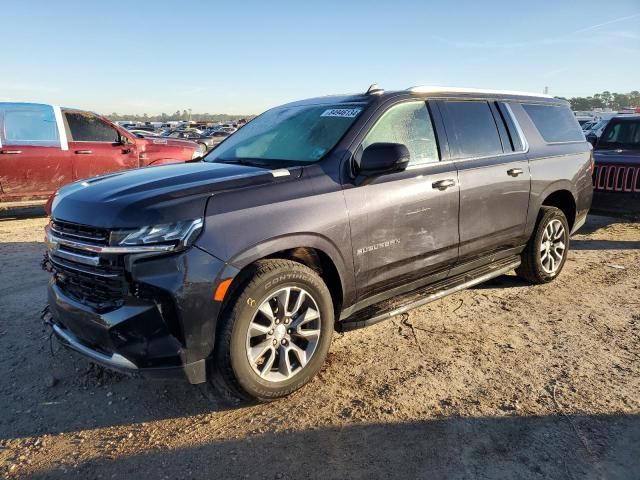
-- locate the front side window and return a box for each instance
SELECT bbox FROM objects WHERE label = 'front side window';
[1,103,60,147]
[522,104,584,143]
[64,111,120,142]
[441,101,503,159]
[206,103,366,165]
[362,102,439,166]
[598,120,640,150]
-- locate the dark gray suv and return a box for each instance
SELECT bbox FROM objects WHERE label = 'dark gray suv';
[44,85,593,401]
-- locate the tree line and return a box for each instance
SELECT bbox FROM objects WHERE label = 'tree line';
[558,91,640,111]
[106,110,252,122]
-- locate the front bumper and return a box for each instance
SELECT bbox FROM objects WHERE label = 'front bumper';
[592,190,640,217]
[46,246,230,384]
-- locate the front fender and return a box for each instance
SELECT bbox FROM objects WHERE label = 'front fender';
[224,233,354,307]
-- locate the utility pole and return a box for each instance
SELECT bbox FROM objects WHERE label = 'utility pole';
[544,86,549,95]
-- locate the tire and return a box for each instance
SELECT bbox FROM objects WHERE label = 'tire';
[516,206,570,284]
[211,259,334,401]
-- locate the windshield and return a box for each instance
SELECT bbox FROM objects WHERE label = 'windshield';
[205,103,365,165]
[598,120,640,150]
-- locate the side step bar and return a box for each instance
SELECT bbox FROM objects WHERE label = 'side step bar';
[338,257,521,332]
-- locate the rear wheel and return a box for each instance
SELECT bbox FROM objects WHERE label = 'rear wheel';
[516,206,570,284]
[212,259,334,401]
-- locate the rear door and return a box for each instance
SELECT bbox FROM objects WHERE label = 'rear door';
[0,103,72,200]
[437,99,530,264]
[63,110,138,181]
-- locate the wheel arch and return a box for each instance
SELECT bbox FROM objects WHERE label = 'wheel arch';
[226,233,353,314]
[540,188,577,230]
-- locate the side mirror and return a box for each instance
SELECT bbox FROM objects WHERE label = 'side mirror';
[586,133,598,147]
[356,142,410,185]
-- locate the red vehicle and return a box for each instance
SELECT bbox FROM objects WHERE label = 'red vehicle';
[0,103,205,202]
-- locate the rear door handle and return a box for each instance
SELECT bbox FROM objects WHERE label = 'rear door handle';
[75,150,93,155]
[432,178,456,190]
[507,168,524,177]
[0,150,22,154]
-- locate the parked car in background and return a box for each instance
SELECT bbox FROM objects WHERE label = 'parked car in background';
[0,103,205,202]
[591,115,640,215]
[161,128,221,151]
[128,129,160,137]
[584,118,610,143]
[581,120,596,132]
[44,86,592,401]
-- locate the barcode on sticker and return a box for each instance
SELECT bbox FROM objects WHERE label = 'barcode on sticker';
[321,108,361,118]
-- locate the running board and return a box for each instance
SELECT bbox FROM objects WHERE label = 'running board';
[338,256,521,332]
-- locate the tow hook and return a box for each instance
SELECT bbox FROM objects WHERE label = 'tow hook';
[41,305,53,326]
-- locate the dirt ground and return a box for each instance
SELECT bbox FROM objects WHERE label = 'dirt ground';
[0,214,638,479]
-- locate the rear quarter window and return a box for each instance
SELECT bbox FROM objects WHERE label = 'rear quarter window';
[522,104,584,143]
[0,103,60,147]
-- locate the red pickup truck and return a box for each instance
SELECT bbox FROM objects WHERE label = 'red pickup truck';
[0,103,205,202]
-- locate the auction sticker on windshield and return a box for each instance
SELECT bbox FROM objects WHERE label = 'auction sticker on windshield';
[321,108,362,118]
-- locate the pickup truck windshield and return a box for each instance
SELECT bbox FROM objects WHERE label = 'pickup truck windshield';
[598,120,640,150]
[205,103,365,165]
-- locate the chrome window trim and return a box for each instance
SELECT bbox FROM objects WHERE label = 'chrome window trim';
[503,103,529,154]
[53,106,69,151]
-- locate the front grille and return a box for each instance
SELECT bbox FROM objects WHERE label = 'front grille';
[48,219,127,310]
[592,164,640,192]
[50,219,110,245]
[52,258,127,310]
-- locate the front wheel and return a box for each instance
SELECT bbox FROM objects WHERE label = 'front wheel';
[212,259,334,401]
[516,206,570,284]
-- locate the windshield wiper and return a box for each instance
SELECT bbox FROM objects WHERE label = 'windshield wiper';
[214,158,270,168]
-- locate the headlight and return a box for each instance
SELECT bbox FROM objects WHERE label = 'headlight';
[116,218,204,250]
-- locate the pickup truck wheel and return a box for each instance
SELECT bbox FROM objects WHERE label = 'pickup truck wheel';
[212,259,334,402]
[516,206,570,284]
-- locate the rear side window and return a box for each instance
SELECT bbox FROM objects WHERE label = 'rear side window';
[522,104,584,143]
[1,103,60,147]
[440,101,503,159]
[64,112,120,142]
[362,101,439,166]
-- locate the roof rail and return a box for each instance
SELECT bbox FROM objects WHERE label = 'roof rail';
[406,86,552,98]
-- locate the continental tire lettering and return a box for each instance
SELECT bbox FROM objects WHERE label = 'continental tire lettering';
[264,273,320,290]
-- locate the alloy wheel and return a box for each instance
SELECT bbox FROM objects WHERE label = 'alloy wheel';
[540,219,566,274]
[245,287,321,382]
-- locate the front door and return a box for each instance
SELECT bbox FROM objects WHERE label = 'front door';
[343,101,460,298]
[437,100,531,262]
[0,103,72,200]
[63,111,138,181]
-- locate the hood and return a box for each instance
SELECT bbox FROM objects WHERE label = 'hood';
[594,149,640,166]
[51,161,290,228]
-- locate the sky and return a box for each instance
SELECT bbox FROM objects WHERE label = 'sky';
[1,0,639,115]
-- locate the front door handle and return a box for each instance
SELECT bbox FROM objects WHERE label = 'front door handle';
[507,168,524,177]
[75,150,93,155]
[432,178,456,190]
[0,150,22,154]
